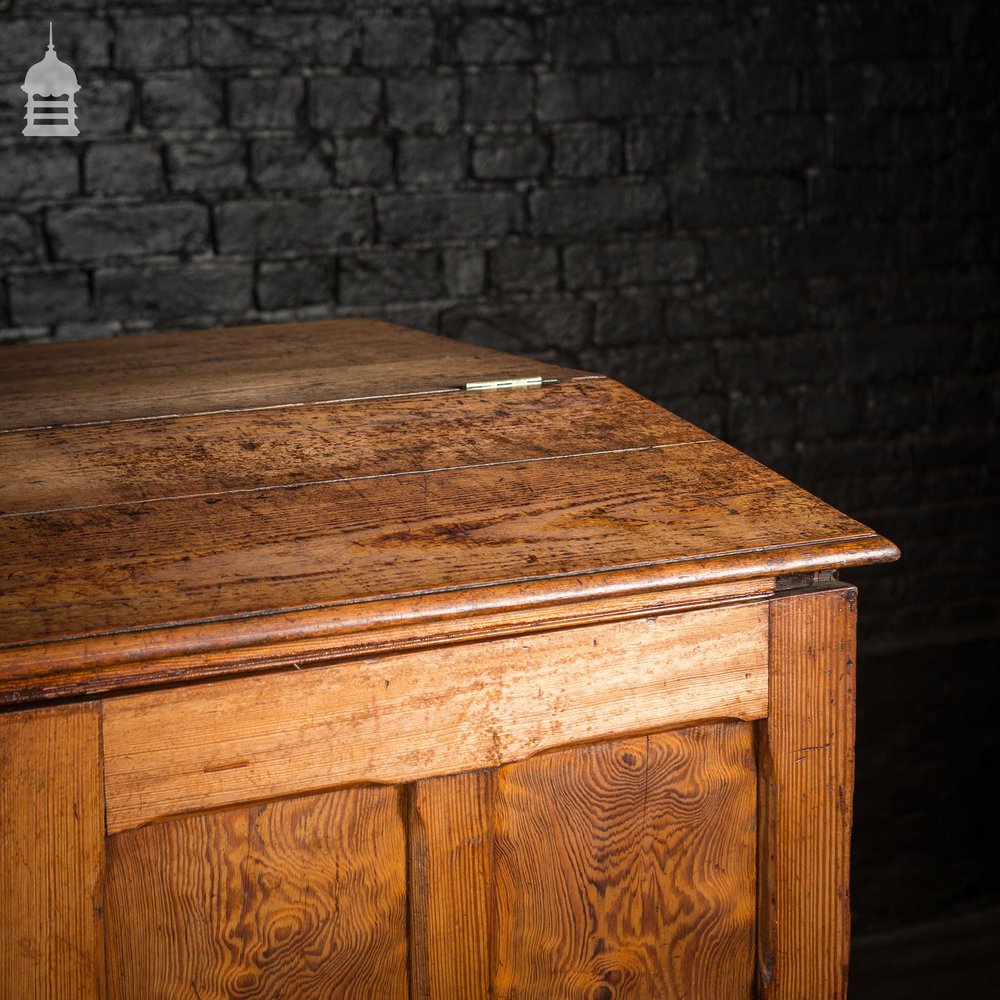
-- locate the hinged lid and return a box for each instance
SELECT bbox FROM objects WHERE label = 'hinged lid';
[0,318,898,704]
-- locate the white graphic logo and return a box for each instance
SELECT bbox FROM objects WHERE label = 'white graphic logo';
[22,23,81,137]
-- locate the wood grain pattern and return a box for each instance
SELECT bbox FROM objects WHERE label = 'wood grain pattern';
[102,602,769,832]
[0,439,885,652]
[0,703,104,999]
[409,770,495,999]
[0,379,701,516]
[758,585,857,1000]
[491,725,756,998]
[105,785,408,1000]
[0,318,580,430]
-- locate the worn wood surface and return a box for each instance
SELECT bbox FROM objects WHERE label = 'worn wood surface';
[0,319,896,704]
[0,318,579,430]
[413,725,757,1000]
[758,585,857,1000]
[105,785,408,1000]
[1,378,698,516]
[0,704,104,999]
[103,602,768,832]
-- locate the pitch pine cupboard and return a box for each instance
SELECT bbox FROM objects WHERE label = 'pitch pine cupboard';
[0,320,897,999]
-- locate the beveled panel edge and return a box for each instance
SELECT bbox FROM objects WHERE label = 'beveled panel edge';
[0,532,898,708]
[102,601,770,834]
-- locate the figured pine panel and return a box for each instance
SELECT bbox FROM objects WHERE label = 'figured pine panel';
[758,586,857,1000]
[410,725,756,999]
[104,786,408,1000]
[0,703,104,999]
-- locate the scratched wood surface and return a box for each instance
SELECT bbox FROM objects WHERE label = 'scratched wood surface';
[0,379,700,515]
[758,585,857,1000]
[0,704,104,999]
[409,724,757,999]
[0,318,579,430]
[104,785,408,1000]
[0,319,896,702]
[102,602,768,832]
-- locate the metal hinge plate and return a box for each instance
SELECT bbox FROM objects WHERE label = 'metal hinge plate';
[464,376,545,391]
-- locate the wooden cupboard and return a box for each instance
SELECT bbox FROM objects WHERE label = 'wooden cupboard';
[0,319,898,999]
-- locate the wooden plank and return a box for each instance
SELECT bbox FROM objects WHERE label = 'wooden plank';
[0,704,104,999]
[758,585,857,1000]
[0,318,579,430]
[0,379,703,516]
[0,440,884,650]
[102,602,769,832]
[104,785,408,1000]
[409,771,494,1000]
[492,724,757,997]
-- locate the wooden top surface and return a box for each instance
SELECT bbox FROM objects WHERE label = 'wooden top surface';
[0,318,897,701]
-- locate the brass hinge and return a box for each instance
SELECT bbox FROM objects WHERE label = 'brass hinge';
[464,376,545,391]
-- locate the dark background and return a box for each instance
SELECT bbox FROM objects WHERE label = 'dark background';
[2,0,998,951]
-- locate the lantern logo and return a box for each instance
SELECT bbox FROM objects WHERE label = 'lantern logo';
[21,23,81,137]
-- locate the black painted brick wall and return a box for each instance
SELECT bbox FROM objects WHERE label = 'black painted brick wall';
[1,0,998,933]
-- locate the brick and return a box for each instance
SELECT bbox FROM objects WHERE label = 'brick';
[398,135,466,185]
[215,197,371,255]
[544,14,615,67]
[85,141,164,195]
[340,251,443,304]
[563,239,700,290]
[491,244,559,292]
[378,191,520,243]
[456,17,534,64]
[627,120,695,175]
[252,139,333,190]
[592,292,663,347]
[114,16,190,70]
[465,72,533,123]
[80,80,134,136]
[441,300,591,356]
[195,15,355,68]
[95,263,253,323]
[553,124,622,178]
[310,77,382,132]
[443,248,485,297]
[336,137,393,186]
[0,147,79,201]
[739,65,799,114]
[8,270,91,325]
[775,226,896,277]
[229,77,304,130]
[142,71,223,129]
[705,117,827,171]
[257,258,334,311]
[706,236,771,282]
[668,283,806,340]
[167,140,248,192]
[0,18,110,73]
[675,176,803,230]
[0,215,38,263]
[362,16,435,67]
[832,113,896,166]
[48,203,208,262]
[530,183,665,237]
[387,76,460,130]
[616,10,735,65]
[472,134,547,179]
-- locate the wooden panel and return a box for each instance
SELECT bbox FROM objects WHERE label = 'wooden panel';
[0,439,886,650]
[409,771,494,999]
[103,602,769,832]
[0,318,579,430]
[0,704,104,999]
[0,379,703,516]
[492,724,756,998]
[758,585,857,1000]
[105,786,408,1000]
